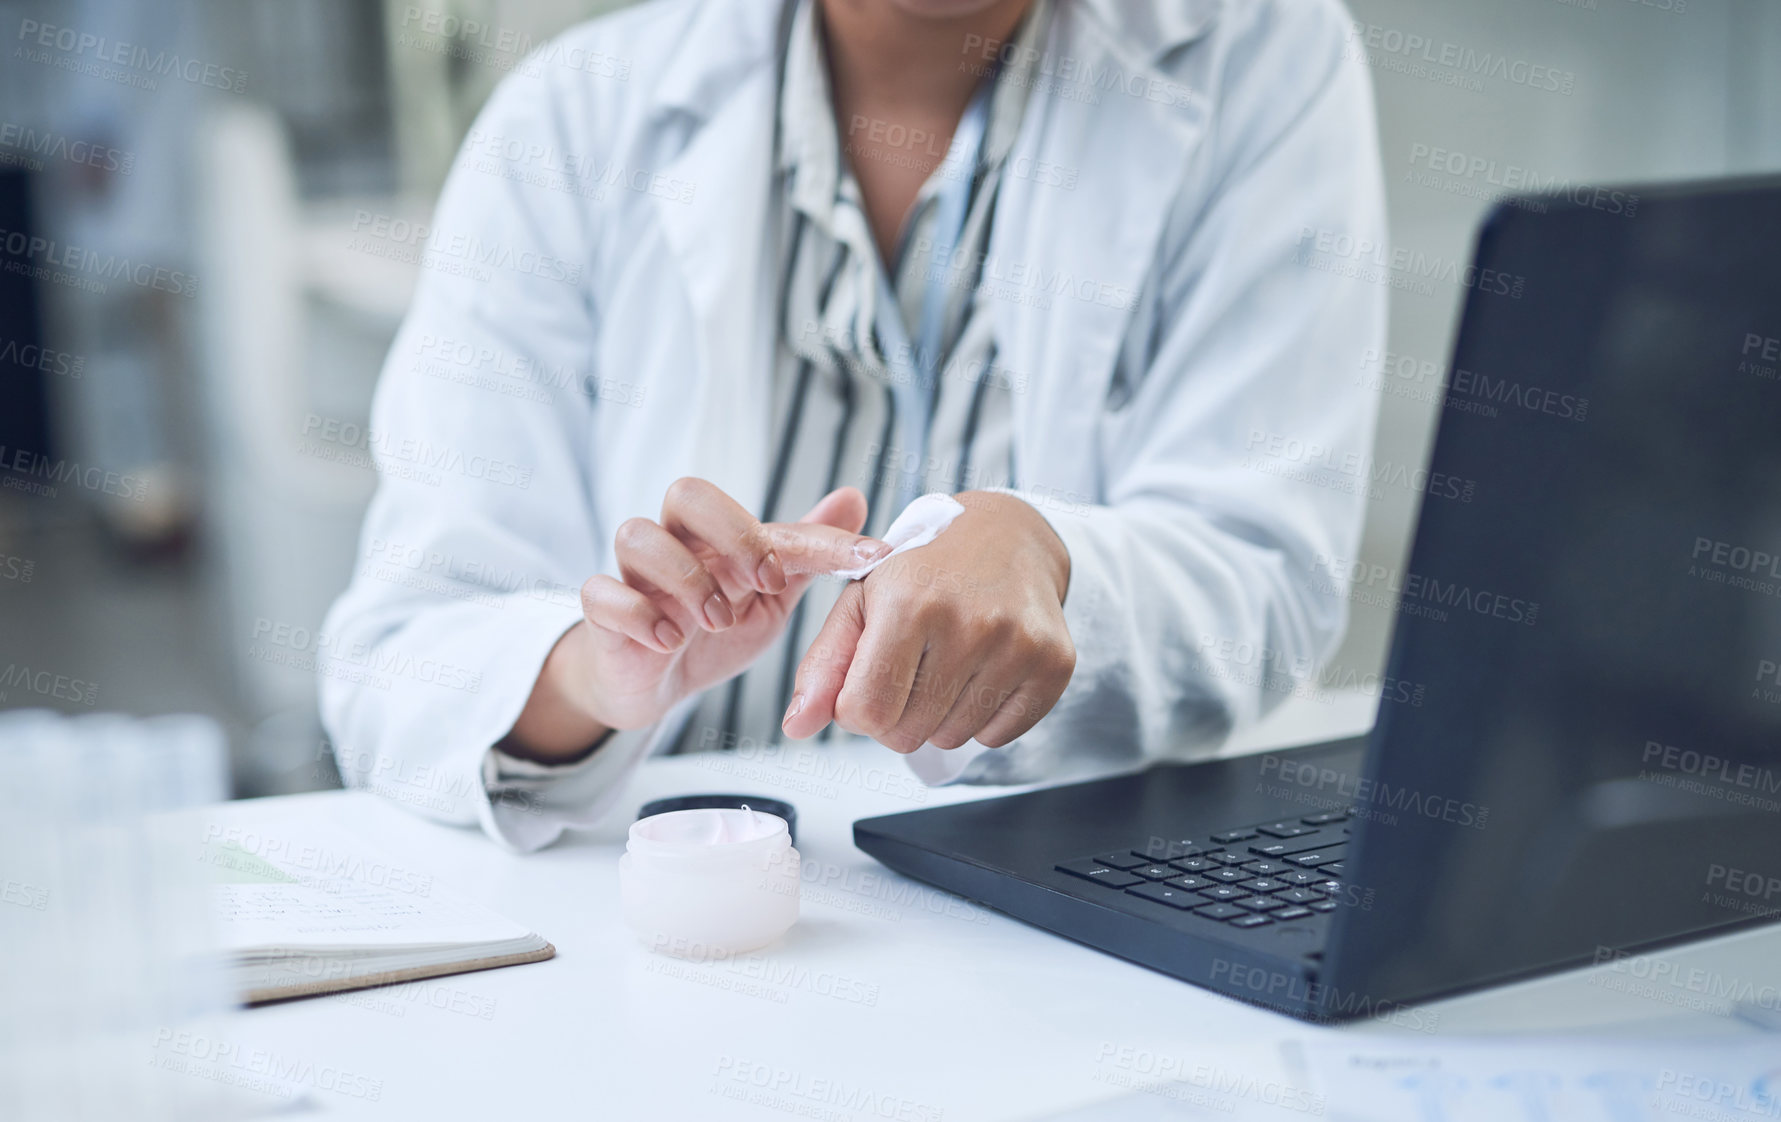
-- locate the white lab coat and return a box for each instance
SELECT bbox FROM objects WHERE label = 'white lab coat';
[320,0,1387,851]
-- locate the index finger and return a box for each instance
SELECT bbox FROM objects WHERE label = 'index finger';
[660,477,784,593]
[766,522,892,577]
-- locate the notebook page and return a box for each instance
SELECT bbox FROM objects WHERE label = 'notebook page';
[197,816,530,953]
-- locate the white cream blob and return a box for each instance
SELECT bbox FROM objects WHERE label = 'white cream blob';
[831,493,966,580]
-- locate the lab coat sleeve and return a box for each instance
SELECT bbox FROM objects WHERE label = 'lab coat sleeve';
[965,0,1388,783]
[317,54,666,852]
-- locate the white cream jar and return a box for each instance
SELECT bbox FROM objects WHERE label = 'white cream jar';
[619,807,800,955]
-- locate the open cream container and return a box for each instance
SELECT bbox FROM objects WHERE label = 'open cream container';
[619,806,800,956]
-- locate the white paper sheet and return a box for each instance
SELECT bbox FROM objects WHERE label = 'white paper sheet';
[1294,1037,1781,1122]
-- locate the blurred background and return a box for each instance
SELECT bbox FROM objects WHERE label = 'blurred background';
[0,0,1776,798]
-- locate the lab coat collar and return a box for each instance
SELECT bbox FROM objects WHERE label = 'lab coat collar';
[1079,0,1221,65]
[645,0,1220,511]
[650,0,782,124]
[650,38,781,515]
[991,0,1214,499]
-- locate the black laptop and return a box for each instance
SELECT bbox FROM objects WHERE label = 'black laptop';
[855,176,1781,1022]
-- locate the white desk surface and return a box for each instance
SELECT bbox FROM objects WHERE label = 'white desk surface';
[200,695,1781,1119]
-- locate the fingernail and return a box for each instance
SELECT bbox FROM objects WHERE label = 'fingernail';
[654,620,683,650]
[852,539,893,565]
[782,694,805,727]
[704,593,734,630]
[756,551,786,594]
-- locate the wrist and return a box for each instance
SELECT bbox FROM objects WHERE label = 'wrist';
[553,622,615,724]
[502,623,614,764]
[957,490,1070,604]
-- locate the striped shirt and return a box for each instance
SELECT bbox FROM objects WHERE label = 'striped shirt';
[674,0,1052,754]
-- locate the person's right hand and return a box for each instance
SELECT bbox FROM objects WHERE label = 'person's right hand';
[504,479,887,761]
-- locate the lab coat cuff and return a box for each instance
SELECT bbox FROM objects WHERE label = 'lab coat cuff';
[445,591,582,849]
[480,726,654,853]
[478,695,703,854]
[903,739,996,786]
[487,738,613,780]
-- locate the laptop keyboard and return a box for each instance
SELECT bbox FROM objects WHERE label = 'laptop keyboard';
[1053,810,1352,930]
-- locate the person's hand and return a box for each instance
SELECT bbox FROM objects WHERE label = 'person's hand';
[780,491,1074,753]
[505,480,887,761]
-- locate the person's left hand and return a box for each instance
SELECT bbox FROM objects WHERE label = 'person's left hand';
[780,491,1075,753]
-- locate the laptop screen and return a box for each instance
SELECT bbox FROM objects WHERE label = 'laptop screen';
[1326,178,1781,1007]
